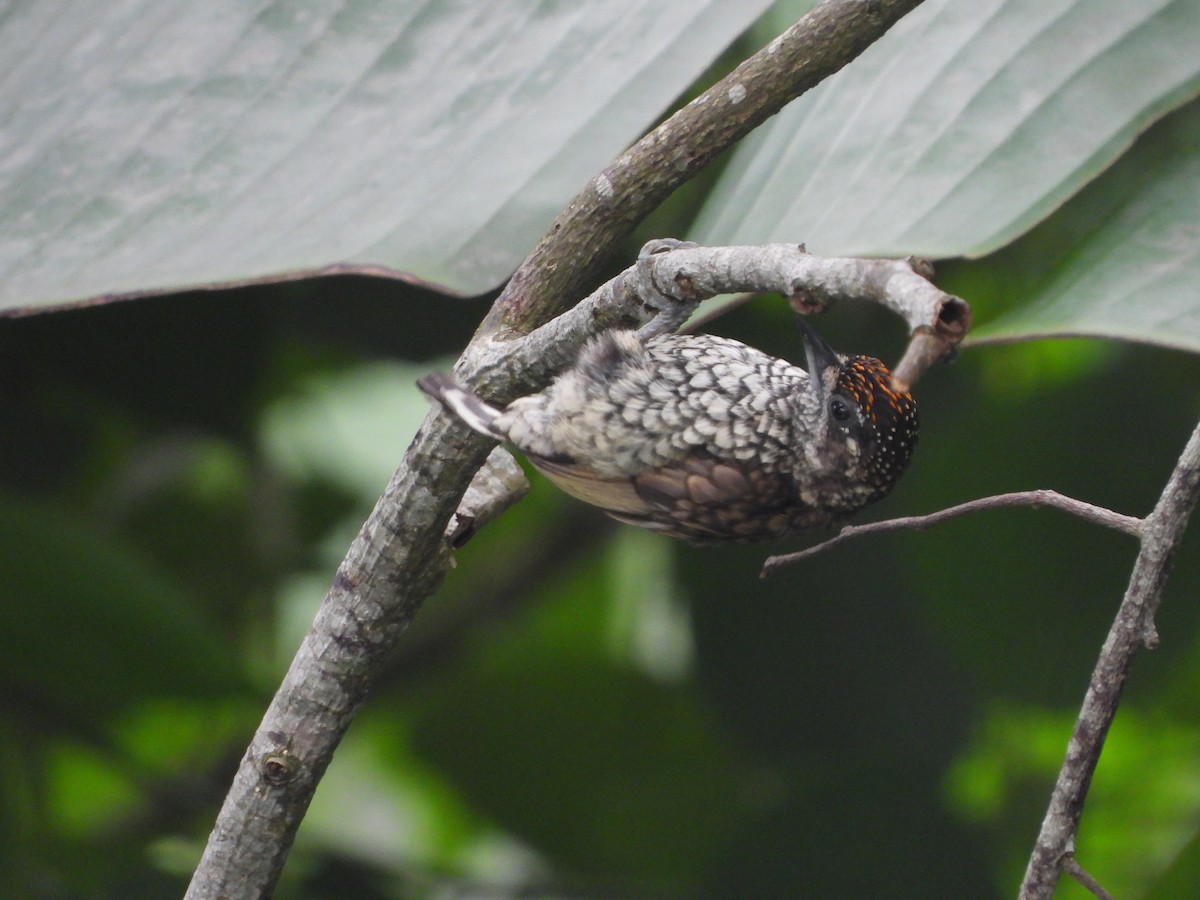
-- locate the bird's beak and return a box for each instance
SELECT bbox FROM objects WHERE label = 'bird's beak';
[797,317,838,400]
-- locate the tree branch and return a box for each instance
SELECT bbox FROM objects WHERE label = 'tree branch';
[1062,856,1116,900]
[760,425,1200,895]
[761,489,1143,576]
[1019,418,1200,898]
[442,447,529,548]
[185,2,930,896]
[464,244,967,399]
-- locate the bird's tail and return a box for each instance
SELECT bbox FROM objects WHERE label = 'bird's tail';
[417,373,506,440]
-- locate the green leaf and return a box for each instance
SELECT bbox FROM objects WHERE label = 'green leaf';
[695,0,1200,259]
[0,0,772,314]
[0,495,246,724]
[968,99,1200,350]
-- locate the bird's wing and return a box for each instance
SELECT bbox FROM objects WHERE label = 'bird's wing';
[530,452,798,542]
[527,455,649,515]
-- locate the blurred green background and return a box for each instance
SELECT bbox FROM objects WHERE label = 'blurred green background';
[3,0,1200,897]
[4,263,1200,897]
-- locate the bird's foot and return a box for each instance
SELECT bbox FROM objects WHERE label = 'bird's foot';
[633,239,700,340]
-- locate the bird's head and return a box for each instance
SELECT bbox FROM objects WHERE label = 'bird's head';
[799,318,919,502]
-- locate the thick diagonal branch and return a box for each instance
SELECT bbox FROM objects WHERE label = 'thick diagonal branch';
[184,2,929,897]
[761,489,1142,575]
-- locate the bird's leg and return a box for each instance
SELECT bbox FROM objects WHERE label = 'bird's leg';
[633,238,701,341]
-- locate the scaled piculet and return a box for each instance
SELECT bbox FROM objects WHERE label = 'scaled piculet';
[419,320,917,543]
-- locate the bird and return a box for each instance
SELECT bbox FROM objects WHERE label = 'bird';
[418,319,917,543]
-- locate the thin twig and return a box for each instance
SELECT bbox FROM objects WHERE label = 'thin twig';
[1019,419,1200,899]
[761,490,1143,577]
[1062,857,1115,900]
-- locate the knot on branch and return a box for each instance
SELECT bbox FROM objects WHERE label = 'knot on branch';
[260,750,300,786]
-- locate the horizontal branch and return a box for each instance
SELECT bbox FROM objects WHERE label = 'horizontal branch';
[761,489,1144,577]
[465,243,969,399]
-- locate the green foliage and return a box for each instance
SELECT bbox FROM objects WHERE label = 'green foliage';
[951,704,1200,898]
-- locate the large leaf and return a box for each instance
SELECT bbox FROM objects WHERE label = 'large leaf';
[695,0,1200,259]
[693,0,1200,352]
[0,0,771,314]
[968,97,1200,350]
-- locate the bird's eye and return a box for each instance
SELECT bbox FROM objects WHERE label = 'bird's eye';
[829,396,853,422]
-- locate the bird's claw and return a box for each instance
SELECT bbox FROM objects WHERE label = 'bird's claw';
[633,239,700,340]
